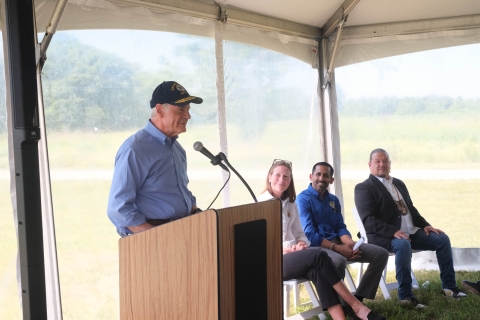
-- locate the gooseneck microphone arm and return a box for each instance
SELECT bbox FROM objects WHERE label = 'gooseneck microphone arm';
[193,141,257,203]
[218,152,258,203]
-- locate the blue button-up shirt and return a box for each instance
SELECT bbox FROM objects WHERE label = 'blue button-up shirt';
[107,121,196,236]
[296,184,351,247]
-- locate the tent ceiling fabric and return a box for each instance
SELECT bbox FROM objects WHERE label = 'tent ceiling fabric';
[34,0,319,66]
[334,13,480,66]
[34,0,480,65]
[198,0,341,28]
[345,0,480,26]
[205,0,480,28]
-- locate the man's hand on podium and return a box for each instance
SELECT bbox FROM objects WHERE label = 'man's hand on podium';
[128,222,154,234]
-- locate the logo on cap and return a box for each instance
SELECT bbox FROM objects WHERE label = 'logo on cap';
[172,83,186,95]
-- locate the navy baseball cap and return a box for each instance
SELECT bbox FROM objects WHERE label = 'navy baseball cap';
[150,81,203,108]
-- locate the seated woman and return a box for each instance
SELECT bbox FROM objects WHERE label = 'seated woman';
[257,160,385,320]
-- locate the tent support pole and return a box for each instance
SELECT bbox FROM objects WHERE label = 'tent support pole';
[317,38,344,214]
[2,0,48,318]
[324,16,346,88]
[215,22,230,207]
[322,0,361,37]
[38,0,68,69]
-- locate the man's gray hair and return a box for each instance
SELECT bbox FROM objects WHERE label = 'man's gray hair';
[369,148,389,161]
[151,103,171,117]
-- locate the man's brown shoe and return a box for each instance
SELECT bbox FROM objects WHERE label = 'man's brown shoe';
[462,280,480,296]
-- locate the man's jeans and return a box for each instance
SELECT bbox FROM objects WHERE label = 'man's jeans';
[388,229,456,299]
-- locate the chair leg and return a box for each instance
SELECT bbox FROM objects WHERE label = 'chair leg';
[304,282,320,307]
[356,262,364,288]
[378,273,392,300]
[411,270,419,289]
[293,283,300,308]
[378,267,418,299]
[284,284,290,318]
[304,282,326,319]
[345,266,357,293]
[284,279,326,320]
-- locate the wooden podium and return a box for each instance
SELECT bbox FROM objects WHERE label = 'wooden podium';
[119,200,283,320]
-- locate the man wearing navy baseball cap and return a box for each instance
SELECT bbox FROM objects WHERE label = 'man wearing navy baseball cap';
[150,81,203,108]
[107,81,203,236]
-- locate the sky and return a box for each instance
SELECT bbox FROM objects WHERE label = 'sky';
[70,30,203,72]
[68,29,480,100]
[335,43,480,100]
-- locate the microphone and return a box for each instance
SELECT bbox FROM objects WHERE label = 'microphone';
[193,141,229,171]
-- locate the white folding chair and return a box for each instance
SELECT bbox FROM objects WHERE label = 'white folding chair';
[344,261,359,294]
[284,263,357,319]
[283,278,326,320]
[352,207,420,300]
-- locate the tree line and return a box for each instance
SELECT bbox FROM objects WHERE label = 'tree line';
[0,33,314,136]
[0,33,478,135]
[338,95,479,116]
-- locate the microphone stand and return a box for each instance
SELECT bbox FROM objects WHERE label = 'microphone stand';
[210,153,229,172]
[217,152,258,203]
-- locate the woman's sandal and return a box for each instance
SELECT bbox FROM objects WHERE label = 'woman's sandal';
[353,310,386,320]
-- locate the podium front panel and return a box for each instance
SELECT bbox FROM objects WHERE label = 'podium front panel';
[119,210,218,320]
[216,200,282,320]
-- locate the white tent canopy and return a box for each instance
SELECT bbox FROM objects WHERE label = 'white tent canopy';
[35,0,480,67]
[2,0,480,319]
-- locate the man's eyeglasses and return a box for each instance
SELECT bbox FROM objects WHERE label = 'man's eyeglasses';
[272,159,292,168]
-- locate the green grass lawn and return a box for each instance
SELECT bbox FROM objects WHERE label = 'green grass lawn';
[288,269,480,320]
[339,113,480,168]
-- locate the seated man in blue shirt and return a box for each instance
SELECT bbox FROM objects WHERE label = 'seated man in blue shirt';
[107,81,203,237]
[297,162,389,304]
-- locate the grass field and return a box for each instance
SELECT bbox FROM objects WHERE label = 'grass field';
[1,112,479,171]
[339,113,480,168]
[289,269,480,320]
[1,112,479,318]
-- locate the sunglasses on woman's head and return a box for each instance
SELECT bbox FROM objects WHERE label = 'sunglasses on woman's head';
[272,159,292,168]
